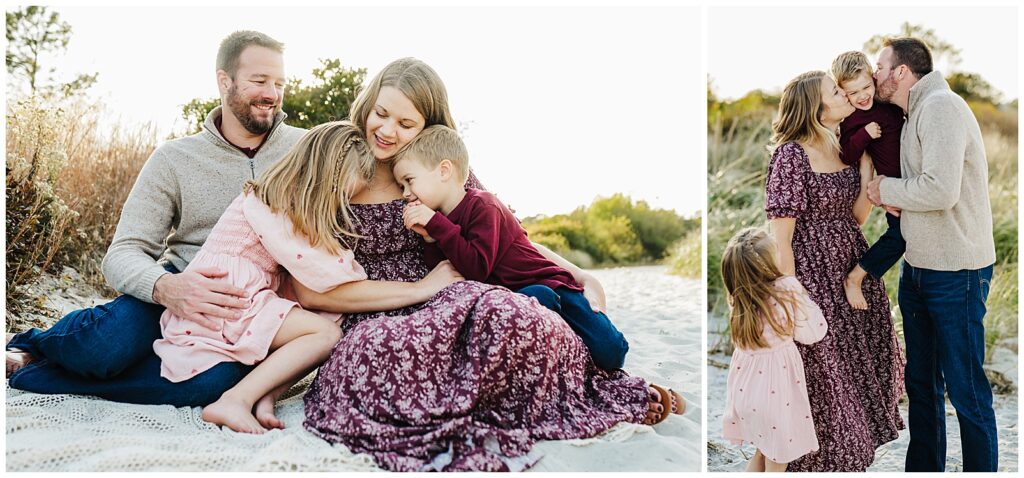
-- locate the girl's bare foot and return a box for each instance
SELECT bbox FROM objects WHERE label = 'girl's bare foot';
[844,268,868,310]
[254,393,284,430]
[202,394,266,434]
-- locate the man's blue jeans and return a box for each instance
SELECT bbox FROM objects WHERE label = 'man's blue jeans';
[517,284,629,371]
[7,265,252,407]
[900,262,997,472]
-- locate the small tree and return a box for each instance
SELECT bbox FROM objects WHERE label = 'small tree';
[6,6,97,98]
[947,71,1002,105]
[863,22,962,67]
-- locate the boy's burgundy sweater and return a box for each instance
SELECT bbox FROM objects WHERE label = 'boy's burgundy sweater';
[839,100,905,178]
[423,188,582,292]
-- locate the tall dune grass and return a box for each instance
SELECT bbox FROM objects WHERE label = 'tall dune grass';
[6,96,155,327]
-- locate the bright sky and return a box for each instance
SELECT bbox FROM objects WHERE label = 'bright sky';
[709,6,1019,102]
[18,5,704,218]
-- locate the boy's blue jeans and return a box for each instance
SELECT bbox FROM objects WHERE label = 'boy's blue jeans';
[7,265,252,407]
[517,284,629,371]
[859,212,906,279]
[899,262,997,472]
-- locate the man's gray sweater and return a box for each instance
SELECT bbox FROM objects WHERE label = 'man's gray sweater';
[879,71,996,271]
[101,106,306,303]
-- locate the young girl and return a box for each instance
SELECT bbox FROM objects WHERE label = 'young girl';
[720,227,828,472]
[152,121,375,434]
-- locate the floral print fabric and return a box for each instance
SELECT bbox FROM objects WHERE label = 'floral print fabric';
[765,142,905,471]
[303,199,649,471]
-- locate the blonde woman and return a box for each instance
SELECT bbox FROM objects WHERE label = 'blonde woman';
[764,71,904,471]
[296,58,683,471]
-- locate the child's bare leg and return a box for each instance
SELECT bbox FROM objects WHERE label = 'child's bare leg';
[746,449,766,472]
[844,265,869,310]
[764,455,788,472]
[254,381,293,430]
[202,307,341,434]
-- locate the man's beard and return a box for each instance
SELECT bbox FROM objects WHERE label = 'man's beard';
[227,84,276,135]
[875,72,899,103]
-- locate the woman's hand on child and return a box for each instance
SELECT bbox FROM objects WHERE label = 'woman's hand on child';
[579,272,608,313]
[883,205,902,217]
[152,267,249,330]
[418,260,464,296]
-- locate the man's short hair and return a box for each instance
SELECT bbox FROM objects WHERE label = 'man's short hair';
[831,51,873,86]
[394,125,470,183]
[883,37,933,79]
[216,30,284,78]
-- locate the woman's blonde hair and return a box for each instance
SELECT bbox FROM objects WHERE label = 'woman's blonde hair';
[350,57,457,157]
[721,227,799,350]
[771,70,840,157]
[245,121,375,253]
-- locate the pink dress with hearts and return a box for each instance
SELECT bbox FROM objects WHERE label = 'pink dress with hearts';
[152,193,366,383]
[722,276,829,464]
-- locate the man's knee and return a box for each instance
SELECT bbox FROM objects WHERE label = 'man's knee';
[590,332,629,371]
[54,295,165,379]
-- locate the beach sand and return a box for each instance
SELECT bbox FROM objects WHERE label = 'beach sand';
[706,313,1019,472]
[5,265,701,471]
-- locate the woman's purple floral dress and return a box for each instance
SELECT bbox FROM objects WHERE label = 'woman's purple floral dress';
[302,193,649,471]
[765,142,905,471]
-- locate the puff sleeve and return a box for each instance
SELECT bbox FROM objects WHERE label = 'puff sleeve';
[242,193,367,293]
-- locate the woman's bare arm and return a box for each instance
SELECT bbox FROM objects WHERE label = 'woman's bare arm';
[533,242,607,312]
[769,218,798,276]
[853,152,874,225]
[294,260,463,313]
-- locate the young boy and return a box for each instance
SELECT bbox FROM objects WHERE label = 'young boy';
[392,125,629,371]
[831,51,907,310]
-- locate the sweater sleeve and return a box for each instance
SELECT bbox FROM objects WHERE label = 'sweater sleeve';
[879,97,968,212]
[242,194,367,293]
[423,202,503,282]
[841,127,872,167]
[100,149,180,303]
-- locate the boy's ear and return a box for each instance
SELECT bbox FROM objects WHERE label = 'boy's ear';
[438,159,453,180]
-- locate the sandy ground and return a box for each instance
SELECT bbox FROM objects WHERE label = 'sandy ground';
[5,265,701,471]
[706,313,1019,472]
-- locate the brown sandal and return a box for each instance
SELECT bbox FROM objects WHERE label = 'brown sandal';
[643,384,686,425]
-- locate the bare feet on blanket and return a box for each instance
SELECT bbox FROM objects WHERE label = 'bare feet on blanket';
[844,267,869,310]
[203,394,266,434]
[254,393,284,430]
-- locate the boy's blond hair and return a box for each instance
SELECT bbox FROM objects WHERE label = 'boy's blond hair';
[393,125,470,183]
[245,121,375,253]
[831,50,873,86]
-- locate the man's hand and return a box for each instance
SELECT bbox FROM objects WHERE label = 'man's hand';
[867,175,886,206]
[864,121,882,139]
[152,267,249,330]
[403,202,437,242]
